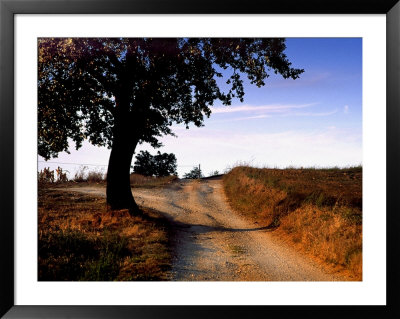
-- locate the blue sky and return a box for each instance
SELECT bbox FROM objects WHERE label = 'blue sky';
[38,38,362,178]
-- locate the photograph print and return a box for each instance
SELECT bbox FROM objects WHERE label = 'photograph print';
[38,38,362,281]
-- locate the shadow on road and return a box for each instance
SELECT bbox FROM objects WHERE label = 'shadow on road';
[139,205,275,234]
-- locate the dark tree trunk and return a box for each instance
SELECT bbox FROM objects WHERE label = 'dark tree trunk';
[106,88,140,214]
[106,138,139,213]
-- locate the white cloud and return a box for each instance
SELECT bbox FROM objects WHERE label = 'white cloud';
[212,114,271,123]
[344,105,349,114]
[209,103,316,114]
[206,103,338,122]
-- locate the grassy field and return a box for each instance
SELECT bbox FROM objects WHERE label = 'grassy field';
[38,187,171,281]
[130,173,177,188]
[223,166,362,280]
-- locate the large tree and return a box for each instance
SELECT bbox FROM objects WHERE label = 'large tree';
[38,38,303,213]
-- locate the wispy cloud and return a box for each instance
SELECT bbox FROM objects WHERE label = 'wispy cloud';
[210,103,316,114]
[344,105,349,114]
[208,102,339,122]
[212,114,271,123]
[286,109,338,117]
[173,102,338,126]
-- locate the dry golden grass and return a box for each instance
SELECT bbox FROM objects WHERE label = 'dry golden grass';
[130,173,177,188]
[38,187,171,281]
[223,166,362,280]
[39,170,176,189]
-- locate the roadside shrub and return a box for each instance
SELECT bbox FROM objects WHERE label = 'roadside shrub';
[87,170,105,183]
[183,166,203,179]
[208,170,220,177]
[38,167,55,183]
[73,166,105,183]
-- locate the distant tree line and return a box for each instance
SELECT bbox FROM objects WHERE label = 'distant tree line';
[132,151,177,177]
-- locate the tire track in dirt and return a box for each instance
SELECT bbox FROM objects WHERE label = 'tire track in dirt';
[64,179,347,281]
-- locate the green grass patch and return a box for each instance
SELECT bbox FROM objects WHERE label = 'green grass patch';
[39,230,130,281]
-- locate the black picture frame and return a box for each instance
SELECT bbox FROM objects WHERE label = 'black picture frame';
[1,0,399,318]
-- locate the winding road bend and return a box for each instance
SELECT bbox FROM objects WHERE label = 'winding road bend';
[65,178,347,281]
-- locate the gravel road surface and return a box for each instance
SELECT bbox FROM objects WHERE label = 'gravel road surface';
[65,178,347,281]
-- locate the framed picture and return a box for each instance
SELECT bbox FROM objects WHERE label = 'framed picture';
[1,0,399,318]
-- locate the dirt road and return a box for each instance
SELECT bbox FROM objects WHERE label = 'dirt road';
[65,178,346,281]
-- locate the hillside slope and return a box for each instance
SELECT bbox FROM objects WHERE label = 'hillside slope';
[223,166,362,280]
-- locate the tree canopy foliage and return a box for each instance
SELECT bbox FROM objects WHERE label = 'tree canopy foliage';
[38,38,303,159]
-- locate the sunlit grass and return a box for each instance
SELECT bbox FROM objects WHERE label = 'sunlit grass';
[38,188,171,281]
[223,165,362,280]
